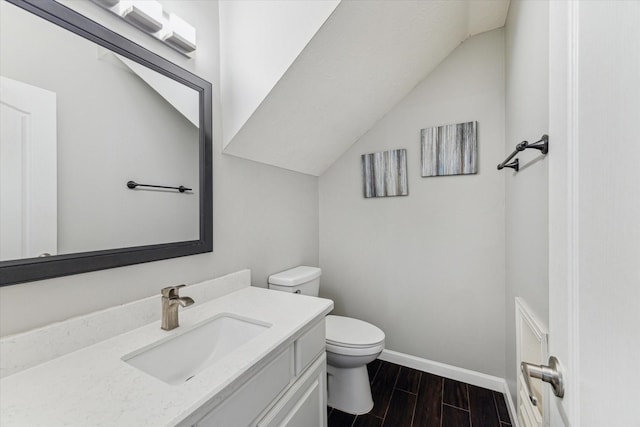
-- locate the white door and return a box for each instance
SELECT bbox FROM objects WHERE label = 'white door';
[548,2,640,426]
[0,76,57,261]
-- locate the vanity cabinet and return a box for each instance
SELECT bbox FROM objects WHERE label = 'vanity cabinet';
[192,318,327,427]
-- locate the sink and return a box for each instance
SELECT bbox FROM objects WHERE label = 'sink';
[123,313,271,385]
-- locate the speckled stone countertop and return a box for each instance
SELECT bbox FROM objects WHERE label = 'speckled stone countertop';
[0,287,333,426]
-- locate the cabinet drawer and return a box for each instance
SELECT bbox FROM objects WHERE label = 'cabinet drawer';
[257,353,327,427]
[196,346,293,427]
[294,319,325,375]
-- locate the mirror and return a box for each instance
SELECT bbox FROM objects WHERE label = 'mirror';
[0,0,212,286]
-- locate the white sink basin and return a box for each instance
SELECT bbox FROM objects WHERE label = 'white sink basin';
[123,314,271,385]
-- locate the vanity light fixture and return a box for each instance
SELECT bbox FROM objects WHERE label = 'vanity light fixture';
[162,13,197,53]
[121,1,164,33]
[91,0,120,7]
[89,0,197,56]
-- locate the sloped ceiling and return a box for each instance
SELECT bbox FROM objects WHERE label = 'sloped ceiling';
[222,0,510,176]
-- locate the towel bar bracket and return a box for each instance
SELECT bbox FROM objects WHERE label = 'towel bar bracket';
[499,158,519,171]
[526,134,549,154]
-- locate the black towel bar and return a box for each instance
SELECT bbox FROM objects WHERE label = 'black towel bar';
[126,180,192,193]
[498,134,548,172]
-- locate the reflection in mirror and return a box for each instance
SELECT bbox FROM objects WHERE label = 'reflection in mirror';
[0,1,200,261]
[0,0,212,285]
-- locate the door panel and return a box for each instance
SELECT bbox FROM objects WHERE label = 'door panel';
[0,76,57,260]
[548,1,640,425]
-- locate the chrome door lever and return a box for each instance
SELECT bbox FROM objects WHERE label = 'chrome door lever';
[521,356,564,406]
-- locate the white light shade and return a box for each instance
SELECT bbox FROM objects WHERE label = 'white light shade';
[121,0,163,33]
[90,0,120,7]
[162,13,197,52]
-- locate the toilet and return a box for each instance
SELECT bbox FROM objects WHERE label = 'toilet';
[268,266,385,415]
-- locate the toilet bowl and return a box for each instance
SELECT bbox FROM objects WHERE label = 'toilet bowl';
[267,266,385,415]
[325,315,385,414]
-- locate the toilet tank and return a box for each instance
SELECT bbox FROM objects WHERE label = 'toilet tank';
[268,266,321,296]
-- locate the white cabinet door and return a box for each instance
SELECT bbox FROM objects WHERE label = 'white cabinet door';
[258,353,327,427]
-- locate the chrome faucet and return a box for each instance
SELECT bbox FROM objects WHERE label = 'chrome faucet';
[161,285,195,331]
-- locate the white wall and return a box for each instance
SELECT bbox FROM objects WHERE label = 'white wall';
[0,0,319,337]
[319,29,506,377]
[503,0,549,400]
[218,0,339,147]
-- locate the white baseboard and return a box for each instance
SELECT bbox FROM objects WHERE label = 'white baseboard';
[379,349,504,391]
[378,349,520,427]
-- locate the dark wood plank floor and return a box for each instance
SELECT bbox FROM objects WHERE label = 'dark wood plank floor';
[328,360,512,427]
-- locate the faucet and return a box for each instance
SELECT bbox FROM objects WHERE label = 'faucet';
[161,285,195,331]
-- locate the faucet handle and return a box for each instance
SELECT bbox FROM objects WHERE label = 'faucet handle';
[161,284,186,298]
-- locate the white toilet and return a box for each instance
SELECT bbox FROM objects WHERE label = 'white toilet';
[268,266,385,415]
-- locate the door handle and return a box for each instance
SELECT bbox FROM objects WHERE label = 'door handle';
[520,356,564,406]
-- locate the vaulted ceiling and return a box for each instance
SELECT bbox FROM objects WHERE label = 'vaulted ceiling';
[220,0,510,176]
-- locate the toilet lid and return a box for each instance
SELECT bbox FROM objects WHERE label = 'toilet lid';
[325,315,385,348]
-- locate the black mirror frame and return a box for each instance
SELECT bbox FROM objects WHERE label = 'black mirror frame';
[0,0,213,286]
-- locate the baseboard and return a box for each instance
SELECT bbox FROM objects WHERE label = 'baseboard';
[379,349,504,391]
[379,349,520,427]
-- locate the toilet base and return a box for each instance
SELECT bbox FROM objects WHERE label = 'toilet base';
[327,363,374,415]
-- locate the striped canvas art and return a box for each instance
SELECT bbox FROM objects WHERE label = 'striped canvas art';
[362,149,408,198]
[421,121,478,177]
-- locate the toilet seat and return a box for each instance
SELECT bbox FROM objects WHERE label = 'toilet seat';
[325,315,385,356]
[326,341,385,357]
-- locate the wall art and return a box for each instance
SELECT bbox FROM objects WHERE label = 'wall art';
[421,121,477,177]
[361,148,408,198]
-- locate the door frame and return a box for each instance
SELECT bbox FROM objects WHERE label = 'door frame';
[548,0,580,425]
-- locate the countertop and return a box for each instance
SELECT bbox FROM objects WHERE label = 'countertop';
[0,287,333,426]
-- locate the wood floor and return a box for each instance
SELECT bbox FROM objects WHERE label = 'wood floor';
[328,360,512,427]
